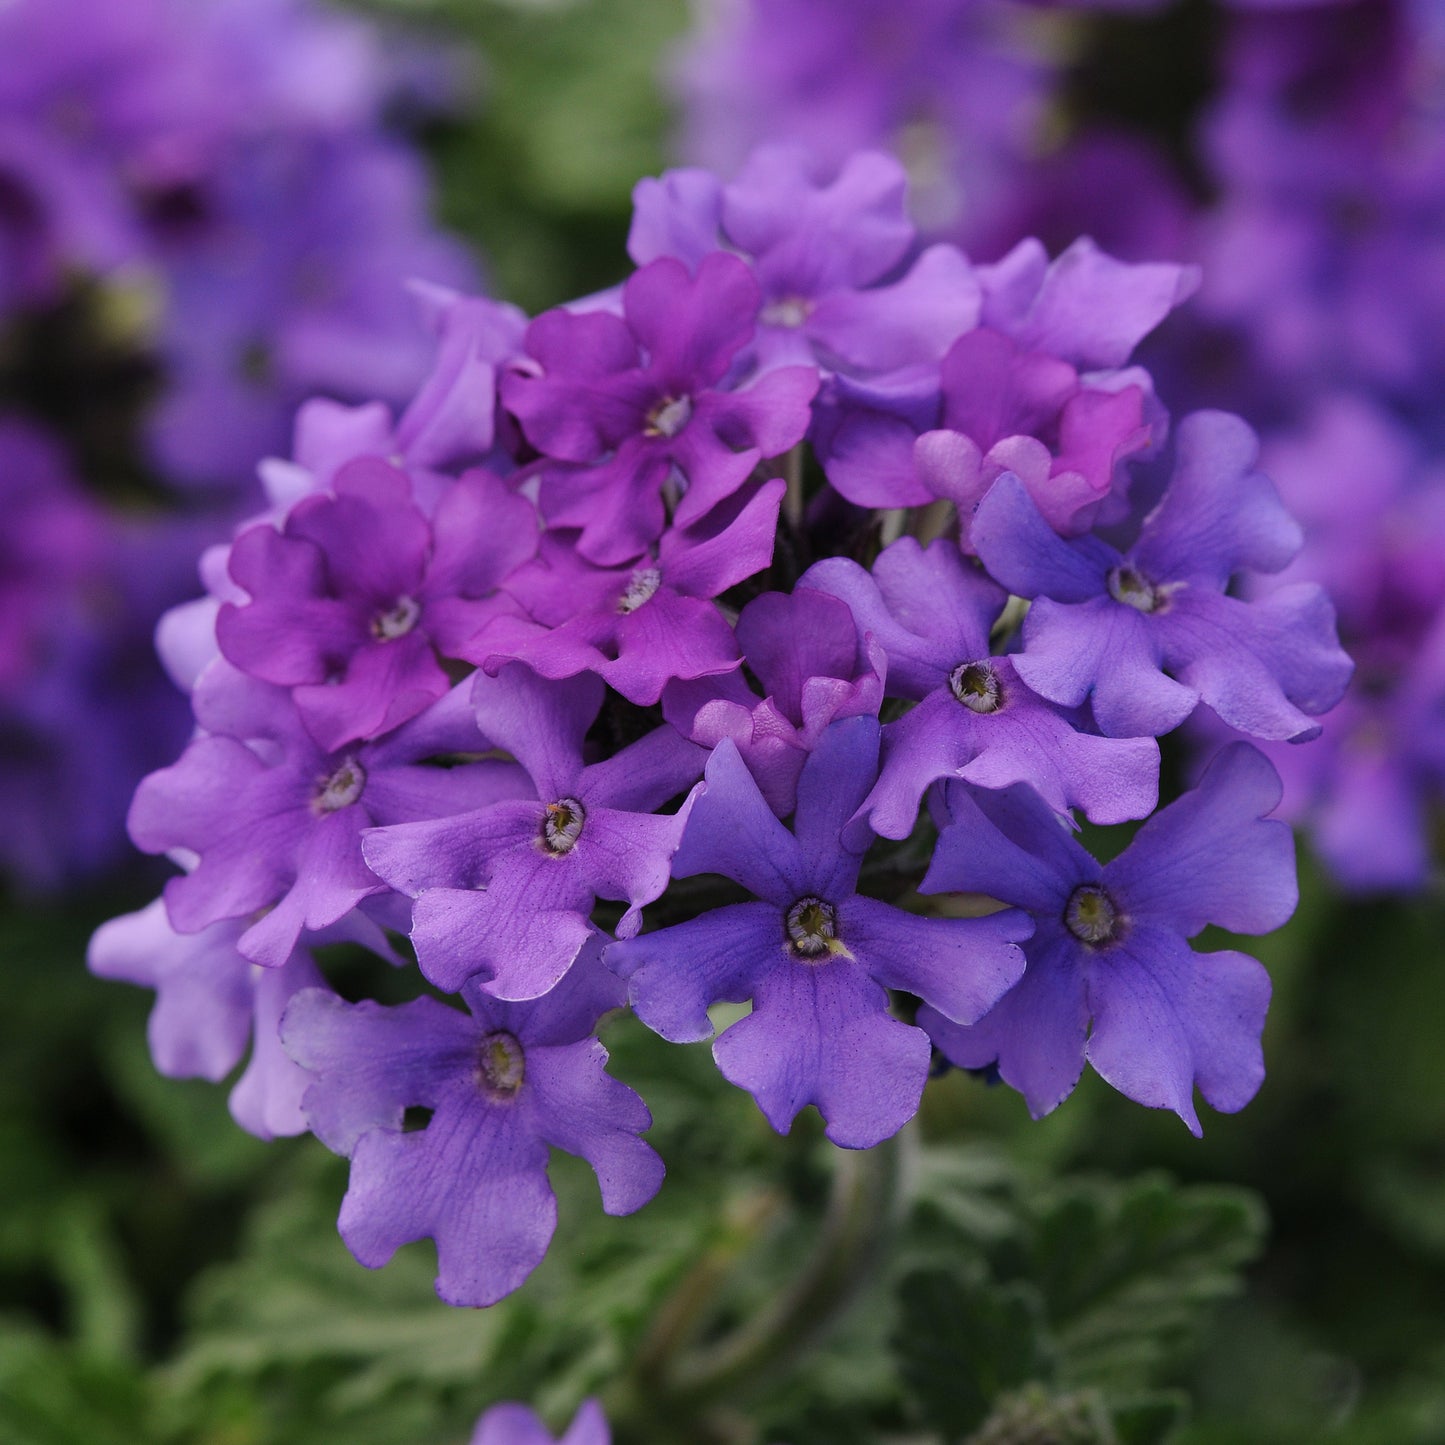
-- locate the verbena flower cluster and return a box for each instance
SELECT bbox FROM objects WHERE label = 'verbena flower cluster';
[93,145,1351,1308]
[0,0,471,888]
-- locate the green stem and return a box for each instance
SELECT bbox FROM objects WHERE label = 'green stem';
[643,1129,907,1420]
[781,443,806,531]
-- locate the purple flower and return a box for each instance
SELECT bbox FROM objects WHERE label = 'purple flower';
[149,132,477,490]
[128,666,527,968]
[393,286,529,474]
[609,718,1029,1148]
[362,665,706,999]
[629,145,980,375]
[85,896,399,1140]
[802,537,1159,835]
[910,335,1150,536]
[471,1400,609,1445]
[973,410,1354,740]
[920,743,1294,1134]
[975,128,1193,267]
[1233,398,1445,893]
[217,457,537,750]
[0,418,104,690]
[662,586,885,816]
[476,477,783,705]
[0,430,199,890]
[0,0,475,488]
[669,0,1052,248]
[1194,1,1445,405]
[975,236,1200,373]
[818,242,1171,526]
[0,0,211,308]
[501,252,817,564]
[281,936,663,1307]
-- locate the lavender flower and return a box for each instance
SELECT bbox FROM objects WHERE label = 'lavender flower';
[362,665,705,999]
[610,719,1029,1148]
[282,936,662,1307]
[973,410,1353,740]
[802,537,1160,835]
[920,744,1294,1134]
[88,899,327,1140]
[471,1399,609,1445]
[92,132,1351,1316]
[128,667,526,968]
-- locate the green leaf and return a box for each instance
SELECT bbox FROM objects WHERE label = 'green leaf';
[1027,1175,1266,1389]
[0,1321,161,1445]
[168,1152,506,1404]
[894,1268,1054,1439]
[1110,1390,1188,1445]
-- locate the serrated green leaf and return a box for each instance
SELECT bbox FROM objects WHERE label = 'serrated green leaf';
[1028,1175,1266,1389]
[168,1153,505,1404]
[894,1268,1055,1439]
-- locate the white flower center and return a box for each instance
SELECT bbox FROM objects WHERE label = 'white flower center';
[618,565,663,614]
[760,295,814,329]
[542,797,586,855]
[371,594,421,641]
[645,395,693,438]
[476,1031,526,1096]
[313,758,366,814]
[948,660,1002,714]
[1107,564,1163,614]
[786,895,841,959]
[1064,884,1122,946]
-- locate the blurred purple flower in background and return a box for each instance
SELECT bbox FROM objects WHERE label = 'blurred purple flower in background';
[471,1399,610,1445]
[0,0,476,893]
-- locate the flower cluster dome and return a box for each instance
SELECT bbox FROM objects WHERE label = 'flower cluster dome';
[94,144,1351,1306]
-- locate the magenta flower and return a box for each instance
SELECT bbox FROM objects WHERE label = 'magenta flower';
[476,477,783,705]
[501,251,816,564]
[817,236,1187,524]
[218,456,537,750]
[662,586,885,816]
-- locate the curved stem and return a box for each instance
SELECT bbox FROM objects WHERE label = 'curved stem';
[653,1128,908,1413]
